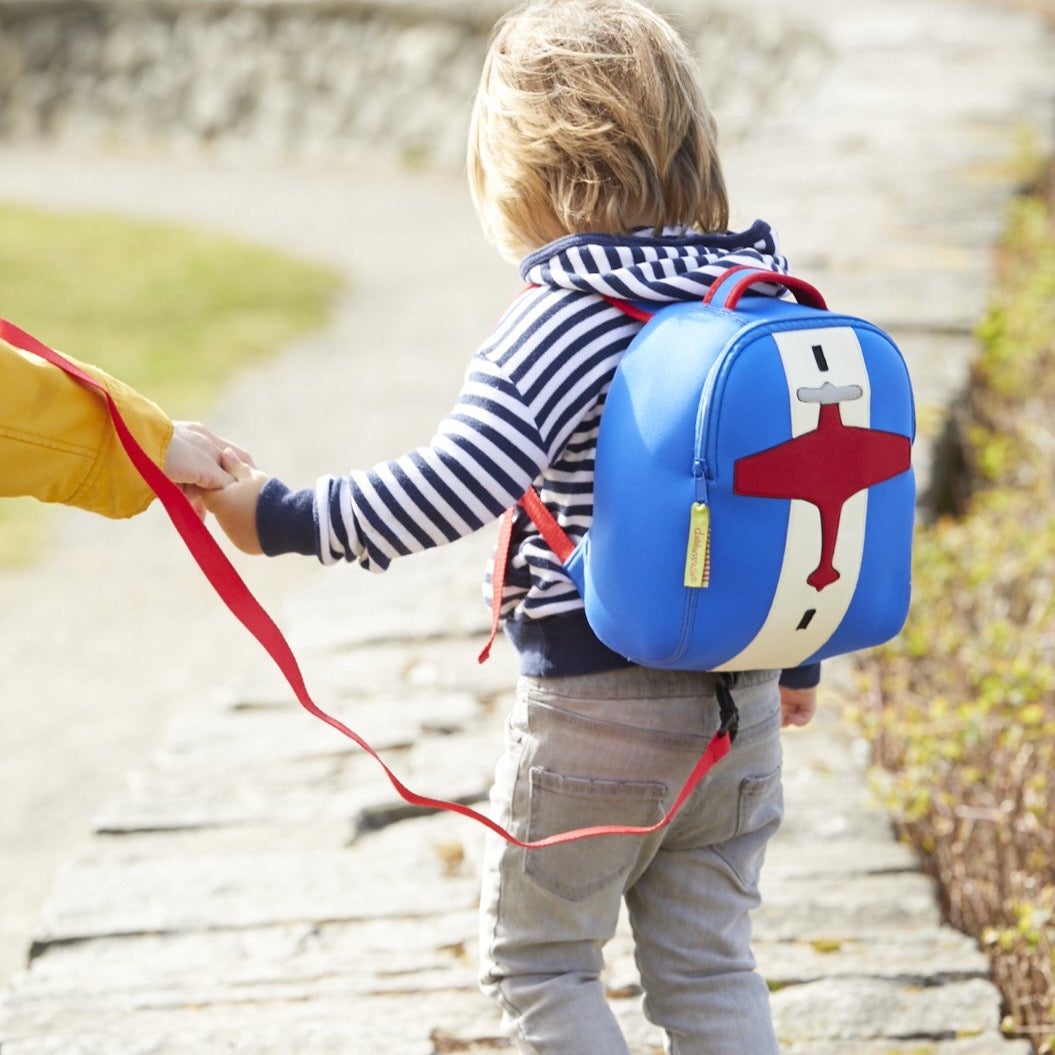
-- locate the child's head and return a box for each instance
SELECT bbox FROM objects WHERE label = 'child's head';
[468,0,729,263]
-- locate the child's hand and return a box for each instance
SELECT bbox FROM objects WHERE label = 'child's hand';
[200,449,270,554]
[780,685,818,728]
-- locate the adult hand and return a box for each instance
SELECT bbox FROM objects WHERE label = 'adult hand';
[164,422,253,490]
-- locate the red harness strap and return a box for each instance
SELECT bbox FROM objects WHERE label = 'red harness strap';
[2,317,735,847]
[477,488,575,664]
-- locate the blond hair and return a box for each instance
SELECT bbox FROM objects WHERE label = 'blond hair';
[468,0,729,262]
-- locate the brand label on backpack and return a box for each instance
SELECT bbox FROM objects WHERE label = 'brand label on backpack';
[683,502,711,588]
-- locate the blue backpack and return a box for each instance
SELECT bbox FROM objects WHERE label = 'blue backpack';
[496,266,916,673]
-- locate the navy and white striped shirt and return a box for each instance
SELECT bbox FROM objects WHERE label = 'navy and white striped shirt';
[257,221,819,685]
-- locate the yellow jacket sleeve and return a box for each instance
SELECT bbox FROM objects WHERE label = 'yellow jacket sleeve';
[0,338,173,519]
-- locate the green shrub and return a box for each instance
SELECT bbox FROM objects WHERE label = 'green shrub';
[863,168,1055,1052]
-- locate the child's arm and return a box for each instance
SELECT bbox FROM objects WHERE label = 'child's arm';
[780,685,818,727]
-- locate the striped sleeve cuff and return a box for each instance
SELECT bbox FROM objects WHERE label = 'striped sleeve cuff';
[779,663,821,689]
[256,477,318,557]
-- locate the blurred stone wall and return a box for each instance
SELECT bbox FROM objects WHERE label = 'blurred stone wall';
[0,0,826,167]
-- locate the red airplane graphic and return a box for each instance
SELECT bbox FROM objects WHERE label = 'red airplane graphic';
[733,397,911,592]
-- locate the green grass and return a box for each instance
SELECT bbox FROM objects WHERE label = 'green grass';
[0,201,341,565]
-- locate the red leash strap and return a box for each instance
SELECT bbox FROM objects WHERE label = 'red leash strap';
[2,318,734,847]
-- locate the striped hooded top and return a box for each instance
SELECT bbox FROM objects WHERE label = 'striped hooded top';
[256,220,818,685]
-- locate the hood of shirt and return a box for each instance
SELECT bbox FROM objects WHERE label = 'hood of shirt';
[519,219,787,304]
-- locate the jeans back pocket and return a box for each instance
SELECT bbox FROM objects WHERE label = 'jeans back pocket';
[525,767,668,901]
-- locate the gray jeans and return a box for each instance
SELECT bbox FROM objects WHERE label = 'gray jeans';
[478,666,783,1055]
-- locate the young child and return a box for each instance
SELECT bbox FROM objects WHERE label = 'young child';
[205,1,819,1050]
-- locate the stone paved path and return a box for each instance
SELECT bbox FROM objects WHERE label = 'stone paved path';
[1,0,1054,1051]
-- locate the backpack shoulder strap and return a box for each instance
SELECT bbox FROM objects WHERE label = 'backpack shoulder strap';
[478,294,652,664]
[602,295,654,323]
